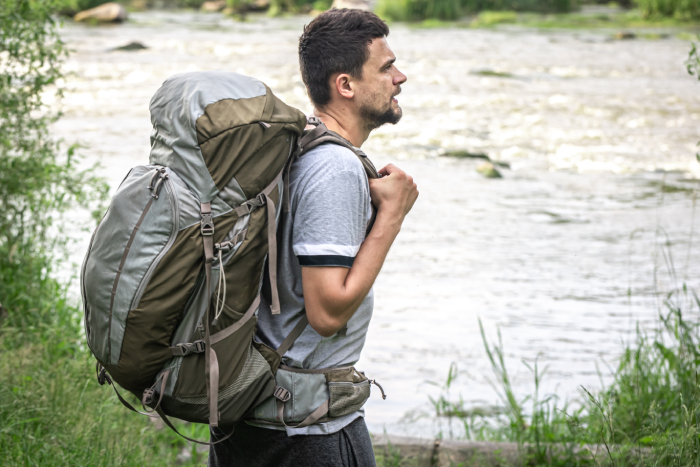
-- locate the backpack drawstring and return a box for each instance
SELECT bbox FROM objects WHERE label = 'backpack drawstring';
[212,248,226,327]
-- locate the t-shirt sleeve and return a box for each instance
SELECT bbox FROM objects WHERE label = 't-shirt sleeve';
[292,168,369,268]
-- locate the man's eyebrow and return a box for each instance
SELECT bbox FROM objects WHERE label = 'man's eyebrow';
[380,57,396,69]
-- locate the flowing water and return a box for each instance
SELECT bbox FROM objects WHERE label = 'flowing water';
[56,11,700,437]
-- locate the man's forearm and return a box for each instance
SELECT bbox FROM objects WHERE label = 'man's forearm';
[301,211,401,337]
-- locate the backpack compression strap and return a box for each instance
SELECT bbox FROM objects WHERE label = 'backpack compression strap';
[197,167,288,430]
[95,363,236,445]
[199,202,220,429]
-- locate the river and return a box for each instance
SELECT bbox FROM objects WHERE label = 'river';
[55,11,700,437]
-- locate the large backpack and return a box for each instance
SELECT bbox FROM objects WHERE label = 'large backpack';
[81,71,381,442]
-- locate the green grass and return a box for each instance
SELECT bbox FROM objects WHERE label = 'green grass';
[0,318,212,466]
[376,0,574,21]
[513,8,700,28]
[637,0,700,20]
[406,8,700,29]
[426,258,700,465]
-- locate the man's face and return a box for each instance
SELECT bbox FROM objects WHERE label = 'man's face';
[355,37,407,132]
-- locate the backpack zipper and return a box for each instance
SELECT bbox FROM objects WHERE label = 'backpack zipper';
[82,168,135,351]
[129,168,180,311]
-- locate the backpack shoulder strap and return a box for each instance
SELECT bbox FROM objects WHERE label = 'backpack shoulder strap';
[283,117,379,234]
[298,117,379,178]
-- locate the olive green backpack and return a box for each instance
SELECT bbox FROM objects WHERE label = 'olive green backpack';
[81,71,382,443]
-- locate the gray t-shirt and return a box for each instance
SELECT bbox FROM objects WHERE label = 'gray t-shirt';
[254,142,374,436]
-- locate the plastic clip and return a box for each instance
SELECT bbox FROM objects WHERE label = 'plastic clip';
[273,386,291,403]
[96,365,112,386]
[201,213,214,236]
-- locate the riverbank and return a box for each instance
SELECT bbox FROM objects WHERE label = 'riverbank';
[5,278,698,467]
[409,6,700,31]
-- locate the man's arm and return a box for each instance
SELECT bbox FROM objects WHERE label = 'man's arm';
[302,164,418,337]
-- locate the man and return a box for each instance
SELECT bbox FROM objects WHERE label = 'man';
[209,8,418,466]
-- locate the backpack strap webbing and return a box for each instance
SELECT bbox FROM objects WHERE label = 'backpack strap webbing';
[299,118,379,179]
[275,313,309,357]
[271,313,330,429]
[97,364,234,444]
[200,202,219,428]
[96,363,162,418]
[155,406,235,446]
[275,397,329,429]
[170,294,260,356]
[198,167,287,428]
[284,118,379,236]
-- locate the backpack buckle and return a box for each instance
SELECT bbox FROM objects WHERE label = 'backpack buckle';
[273,386,291,403]
[142,387,155,406]
[255,193,267,206]
[172,340,206,356]
[96,365,112,386]
[201,212,214,236]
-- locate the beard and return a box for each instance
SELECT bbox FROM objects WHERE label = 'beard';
[360,100,403,132]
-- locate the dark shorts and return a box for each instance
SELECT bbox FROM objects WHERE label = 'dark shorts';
[208,417,376,467]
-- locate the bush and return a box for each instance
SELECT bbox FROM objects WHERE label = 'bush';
[56,0,111,15]
[635,0,700,20]
[0,0,108,343]
[376,0,573,22]
[0,3,200,465]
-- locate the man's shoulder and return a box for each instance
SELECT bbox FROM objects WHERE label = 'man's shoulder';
[296,142,366,178]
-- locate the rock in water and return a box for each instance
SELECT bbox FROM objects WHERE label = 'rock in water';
[476,162,502,179]
[613,31,635,40]
[248,0,271,11]
[113,41,148,51]
[331,0,372,10]
[74,2,128,23]
[443,150,490,160]
[201,0,226,11]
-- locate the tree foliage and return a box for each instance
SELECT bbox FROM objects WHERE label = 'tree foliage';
[0,0,108,338]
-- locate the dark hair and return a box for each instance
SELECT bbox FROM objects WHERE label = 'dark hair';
[299,9,389,107]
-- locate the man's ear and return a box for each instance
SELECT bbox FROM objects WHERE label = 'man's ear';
[334,73,354,100]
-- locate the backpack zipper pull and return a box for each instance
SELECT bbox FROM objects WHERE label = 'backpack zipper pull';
[147,168,161,190]
[369,379,387,400]
[151,173,168,199]
[147,167,167,190]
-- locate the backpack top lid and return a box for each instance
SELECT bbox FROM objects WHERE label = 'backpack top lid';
[148,71,298,204]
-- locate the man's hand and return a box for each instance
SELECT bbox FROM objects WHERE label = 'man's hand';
[369,164,419,226]
[303,164,418,338]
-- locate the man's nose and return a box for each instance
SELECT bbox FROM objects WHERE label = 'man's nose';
[393,67,407,85]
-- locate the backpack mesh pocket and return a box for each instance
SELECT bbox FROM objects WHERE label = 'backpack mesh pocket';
[327,380,370,418]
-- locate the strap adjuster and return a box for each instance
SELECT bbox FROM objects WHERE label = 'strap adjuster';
[96,365,113,386]
[142,387,155,406]
[201,213,214,236]
[273,386,291,403]
[172,340,206,356]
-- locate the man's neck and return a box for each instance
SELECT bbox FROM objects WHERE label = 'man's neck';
[312,107,369,148]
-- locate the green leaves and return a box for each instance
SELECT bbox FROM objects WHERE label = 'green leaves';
[0,0,108,339]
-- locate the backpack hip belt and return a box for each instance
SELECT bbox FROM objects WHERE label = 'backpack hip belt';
[248,355,387,428]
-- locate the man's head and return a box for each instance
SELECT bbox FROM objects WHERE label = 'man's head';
[299,9,407,133]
